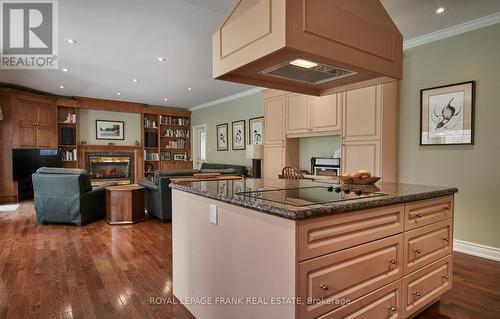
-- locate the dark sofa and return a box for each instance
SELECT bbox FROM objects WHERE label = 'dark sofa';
[32,167,115,225]
[139,163,247,222]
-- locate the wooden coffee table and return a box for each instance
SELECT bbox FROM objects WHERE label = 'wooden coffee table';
[105,184,146,225]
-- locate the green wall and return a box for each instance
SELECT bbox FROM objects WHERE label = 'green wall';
[192,92,264,166]
[79,109,141,146]
[299,136,341,172]
[399,23,500,248]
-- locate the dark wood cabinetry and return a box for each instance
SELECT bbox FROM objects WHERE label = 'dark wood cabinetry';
[0,89,57,204]
[15,95,57,148]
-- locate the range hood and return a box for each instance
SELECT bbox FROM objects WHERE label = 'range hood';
[213,0,403,96]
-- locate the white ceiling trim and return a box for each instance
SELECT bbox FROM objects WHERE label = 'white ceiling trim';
[403,11,500,50]
[189,87,264,111]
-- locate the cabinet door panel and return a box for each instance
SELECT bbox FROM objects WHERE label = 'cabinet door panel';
[37,102,56,126]
[263,144,284,179]
[298,235,403,319]
[36,126,54,148]
[17,100,37,124]
[264,95,285,144]
[311,93,342,133]
[402,255,452,318]
[318,280,402,319]
[285,93,309,134]
[343,85,381,141]
[298,204,404,261]
[405,196,453,230]
[18,123,36,148]
[403,220,452,275]
[342,141,380,176]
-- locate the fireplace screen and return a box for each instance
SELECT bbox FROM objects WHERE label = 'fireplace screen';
[86,153,134,186]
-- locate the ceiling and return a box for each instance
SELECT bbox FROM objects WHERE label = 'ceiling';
[1,0,499,109]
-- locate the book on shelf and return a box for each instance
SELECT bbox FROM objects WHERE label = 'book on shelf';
[62,112,77,124]
[163,139,186,149]
[144,150,159,161]
[159,115,190,126]
[62,149,77,161]
[163,128,190,138]
[144,118,158,129]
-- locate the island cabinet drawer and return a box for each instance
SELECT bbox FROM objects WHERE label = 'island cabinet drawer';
[298,234,404,319]
[298,205,404,262]
[404,196,453,231]
[402,255,452,318]
[403,219,452,275]
[316,280,402,319]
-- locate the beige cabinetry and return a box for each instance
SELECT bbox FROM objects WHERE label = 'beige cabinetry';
[264,93,286,145]
[341,82,398,182]
[296,195,454,319]
[286,93,342,136]
[264,90,299,179]
[263,81,398,181]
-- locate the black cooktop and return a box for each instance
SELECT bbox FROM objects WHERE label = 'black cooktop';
[236,186,387,207]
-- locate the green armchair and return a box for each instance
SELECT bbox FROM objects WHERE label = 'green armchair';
[32,167,115,225]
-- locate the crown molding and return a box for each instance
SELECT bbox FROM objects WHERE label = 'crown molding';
[190,87,264,111]
[404,12,500,50]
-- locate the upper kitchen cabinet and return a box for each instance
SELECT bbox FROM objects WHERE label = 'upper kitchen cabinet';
[264,90,286,145]
[286,93,342,137]
[343,85,381,141]
[285,94,309,135]
[213,0,402,96]
[310,94,342,133]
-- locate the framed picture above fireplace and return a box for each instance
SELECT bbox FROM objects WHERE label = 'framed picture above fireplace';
[96,120,125,140]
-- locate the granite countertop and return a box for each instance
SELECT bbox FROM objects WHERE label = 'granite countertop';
[169,179,458,220]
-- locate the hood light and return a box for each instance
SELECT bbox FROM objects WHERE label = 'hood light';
[290,59,318,69]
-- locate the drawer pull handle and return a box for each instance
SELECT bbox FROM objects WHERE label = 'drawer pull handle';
[319,283,329,291]
[442,275,449,280]
[388,306,397,312]
[415,249,422,254]
[389,259,397,265]
[416,213,423,218]
[414,291,421,298]
[443,238,449,242]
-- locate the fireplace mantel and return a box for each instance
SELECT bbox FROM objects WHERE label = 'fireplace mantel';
[77,144,144,182]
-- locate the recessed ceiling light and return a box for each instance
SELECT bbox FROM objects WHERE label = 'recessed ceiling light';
[117,92,121,96]
[158,57,166,62]
[65,39,77,44]
[187,87,193,91]
[62,68,68,72]
[59,85,65,89]
[436,7,445,14]
[290,58,318,69]
[163,98,168,101]
[132,78,139,83]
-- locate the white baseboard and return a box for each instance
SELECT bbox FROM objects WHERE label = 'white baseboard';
[453,239,500,262]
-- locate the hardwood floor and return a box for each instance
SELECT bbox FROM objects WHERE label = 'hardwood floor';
[1,202,499,319]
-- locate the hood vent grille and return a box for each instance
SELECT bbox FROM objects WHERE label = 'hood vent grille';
[261,61,357,85]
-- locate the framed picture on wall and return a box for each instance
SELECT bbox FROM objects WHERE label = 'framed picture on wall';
[216,123,228,151]
[420,81,475,145]
[249,117,264,145]
[96,120,125,140]
[231,120,246,150]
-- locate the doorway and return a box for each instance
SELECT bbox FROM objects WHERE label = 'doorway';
[192,124,207,169]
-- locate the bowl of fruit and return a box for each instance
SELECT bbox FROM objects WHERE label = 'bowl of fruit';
[339,170,381,185]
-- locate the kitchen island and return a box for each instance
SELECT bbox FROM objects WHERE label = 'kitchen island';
[170,179,458,319]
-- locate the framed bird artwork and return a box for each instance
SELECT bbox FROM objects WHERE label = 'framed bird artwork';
[420,81,475,145]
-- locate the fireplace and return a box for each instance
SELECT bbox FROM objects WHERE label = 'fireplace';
[86,152,134,186]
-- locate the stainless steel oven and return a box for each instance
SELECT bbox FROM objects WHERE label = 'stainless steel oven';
[311,157,341,177]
